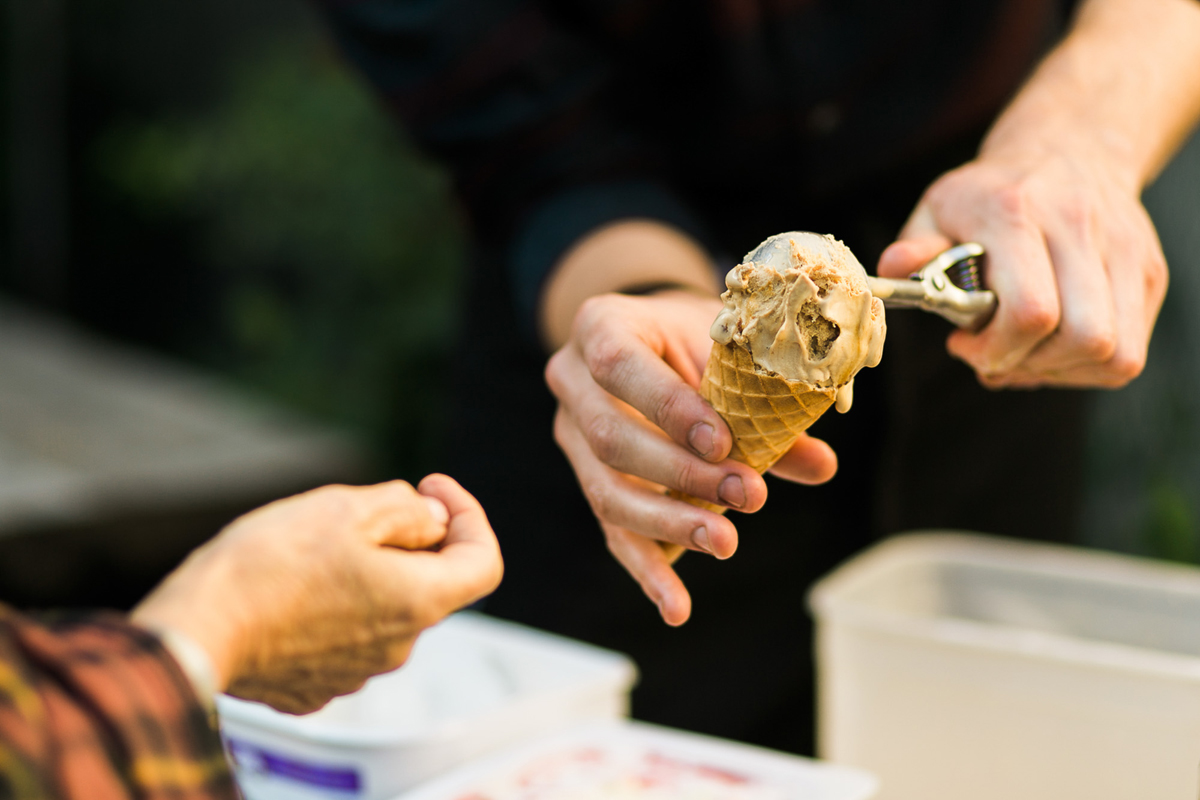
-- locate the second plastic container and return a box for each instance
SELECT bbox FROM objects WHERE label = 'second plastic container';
[810,532,1200,800]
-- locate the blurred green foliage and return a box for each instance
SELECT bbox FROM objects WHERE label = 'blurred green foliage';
[97,41,465,474]
[1145,478,1198,564]
[1082,128,1200,563]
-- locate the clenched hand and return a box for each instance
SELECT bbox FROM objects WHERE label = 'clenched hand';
[132,476,503,714]
[878,144,1166,388]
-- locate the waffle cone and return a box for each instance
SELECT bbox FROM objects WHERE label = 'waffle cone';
[671,341,835,512]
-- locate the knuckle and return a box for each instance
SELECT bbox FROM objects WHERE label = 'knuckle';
[928,165,968,199]
[602,530,624,561]
[384,479,417,497]
[1105,350,1145,386]
[584,413,625,465]
[312,483,351,502]
[1009,298,1059,338]
[601,525,628,559]
[479,552,504,594]
[484,555,505,594]
[572,297,601,335]
[651,384,689,434]
[992,181,1032,223]
[576,294,610,325]
[671,457,703,496]
[1057,196,1094,240]
[584,478,617,521]
[1075,327,1117,363]
[584,334,632,387]
[551,409,571,448]
[310,485,357,521]
[1145,252,1169,299]
[543,350,567,394]
[574,295,623,339]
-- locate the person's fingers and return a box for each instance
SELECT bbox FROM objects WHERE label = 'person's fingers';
[556,412,740,557]
[603,522,692,626]
[564,301,734,463]
[385,474,504,614]
[1089,213,1166,386]
[551,354,765,509]
[1012,213,1117,375]
[905,166,1063,379]
[418,474,501,555]
[946,227,1061,377]
[422,496,450,526]
[979,245,1158,389]
[328,481,449,551]
[958,200,1163,389]
[767,434,838,485]
[877,205,953,279]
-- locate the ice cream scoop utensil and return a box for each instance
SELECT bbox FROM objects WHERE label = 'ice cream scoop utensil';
[864,243,996,331]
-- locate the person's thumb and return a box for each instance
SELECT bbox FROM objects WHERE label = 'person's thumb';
[414,474,504,605]
[357,480,449,550]
[877,203,954,279]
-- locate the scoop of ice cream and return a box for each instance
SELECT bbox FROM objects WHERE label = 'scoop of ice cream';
[709,231,886,412]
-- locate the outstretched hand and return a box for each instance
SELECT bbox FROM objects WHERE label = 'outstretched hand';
[545,289,836,626]
[132,475,503,714]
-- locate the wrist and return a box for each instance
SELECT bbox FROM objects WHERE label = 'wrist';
[131,546,245,693]
[138,622,222,719]
[978,0,1200,193]
[539,220,721,350]
[133,602,239,695]
[980,106,1144,195]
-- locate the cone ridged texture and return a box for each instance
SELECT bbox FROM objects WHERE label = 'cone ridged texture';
[671,341,835,512]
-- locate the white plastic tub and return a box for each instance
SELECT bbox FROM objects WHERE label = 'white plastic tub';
[809,532,1200,800]
[217,612,637,800]
[393,720,879,800]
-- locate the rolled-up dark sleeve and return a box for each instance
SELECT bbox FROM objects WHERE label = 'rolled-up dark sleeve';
[508,179,710,336]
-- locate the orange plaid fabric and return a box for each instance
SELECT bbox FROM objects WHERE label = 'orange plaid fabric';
[0,605,236,800]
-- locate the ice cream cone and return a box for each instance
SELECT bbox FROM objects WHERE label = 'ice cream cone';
[670,341,836,512]
[670,232,885,514]
[701,339,837,473]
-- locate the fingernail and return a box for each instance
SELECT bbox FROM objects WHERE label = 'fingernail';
[423,496,450,525]
[717,475,745,508]
[691,526,712,554]
[688,423,715,457]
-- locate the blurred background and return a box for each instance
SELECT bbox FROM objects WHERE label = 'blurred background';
[1,0,464,608]
[1,0,1197,607]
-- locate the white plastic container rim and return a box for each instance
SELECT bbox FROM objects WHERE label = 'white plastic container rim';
[217,611,638,750]
[808,531,1200,684]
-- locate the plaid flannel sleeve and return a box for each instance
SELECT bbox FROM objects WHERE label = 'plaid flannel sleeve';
[0,604,236,800]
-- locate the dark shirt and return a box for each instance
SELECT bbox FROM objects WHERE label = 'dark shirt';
[316,0,1062,335]
[0,605,235,800]
[313,0,1086,753]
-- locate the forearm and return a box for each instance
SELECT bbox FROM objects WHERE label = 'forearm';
[982,0,1200,190]
[538,220,722,350]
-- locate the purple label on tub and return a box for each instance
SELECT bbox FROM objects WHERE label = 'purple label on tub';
[225,738,361,793]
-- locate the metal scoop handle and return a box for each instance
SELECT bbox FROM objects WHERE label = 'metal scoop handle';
[867,243,996,331]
